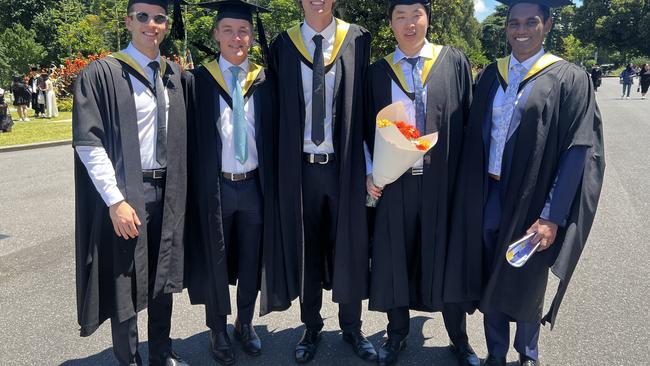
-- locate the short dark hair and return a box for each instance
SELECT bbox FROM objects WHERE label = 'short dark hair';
[507,4,551,23]
[388,2,431,20]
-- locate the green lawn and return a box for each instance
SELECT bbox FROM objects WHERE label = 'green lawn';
[0,109,72,147]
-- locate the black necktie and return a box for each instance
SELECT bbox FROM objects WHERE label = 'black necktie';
[311,34,325,146]
[148,61,167,167]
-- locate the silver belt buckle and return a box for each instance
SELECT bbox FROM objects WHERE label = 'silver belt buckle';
[411,167,424,176]
[318,154,330,165]
[153,169,165,179]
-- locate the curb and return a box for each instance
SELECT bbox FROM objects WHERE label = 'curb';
[0,139,72,153]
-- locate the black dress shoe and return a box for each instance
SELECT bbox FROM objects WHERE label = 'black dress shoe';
[342,330,378,362]
[163,350,189,366]
[520,357,540,366]
[378,338,406,366]
[234,320,262,356]
[483,355,506,366]
[295,328,321,364]
[210,330,235,366]
[449,342,480,366]
[150,350,189,366]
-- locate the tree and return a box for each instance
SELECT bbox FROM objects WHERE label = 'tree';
[57,15,109,59]
[0,0,58,32]
[0,24,46,86]
[31,0,94,63]
[575,0,648,61]
[560,34,595,64]
[546,5,577,54]
[480,5,508,61]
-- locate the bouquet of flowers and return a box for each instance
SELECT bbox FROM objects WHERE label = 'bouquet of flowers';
[367,102,438,207]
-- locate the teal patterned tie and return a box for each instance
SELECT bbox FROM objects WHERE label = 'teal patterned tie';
[230,66,247,164]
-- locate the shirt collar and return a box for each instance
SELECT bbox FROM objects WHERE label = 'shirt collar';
[125,42,161,71]
[302,17,337,45]
[219,56,249,78]
[510,48,545,72]
[393,40,433,64]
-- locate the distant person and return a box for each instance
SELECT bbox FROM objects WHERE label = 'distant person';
[28,68,45,118]
[37,75,47,117]
[11,76,31,121]
[0,87,14,132]
[620,64,635,99]
[590,64,602,92]
[638,64,650,100]
[43,73,59,118]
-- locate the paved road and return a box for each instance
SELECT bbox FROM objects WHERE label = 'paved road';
[1,77,648,365]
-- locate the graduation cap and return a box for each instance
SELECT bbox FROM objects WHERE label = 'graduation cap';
[196,1,271,65]
[127,0,188,40]
[496,0,573,8]
[387,0,431,19]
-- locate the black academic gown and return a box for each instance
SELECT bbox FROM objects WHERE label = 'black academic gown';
[445,55,605,327]
[263,19,371,314]
[73,56,188,337]
[364,46,472,312]
[184,58,277,321]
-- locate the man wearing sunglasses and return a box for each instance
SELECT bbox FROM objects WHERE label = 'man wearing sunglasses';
[72,0,189,365]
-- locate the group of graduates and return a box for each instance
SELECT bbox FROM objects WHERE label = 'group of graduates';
[71,0,605,366]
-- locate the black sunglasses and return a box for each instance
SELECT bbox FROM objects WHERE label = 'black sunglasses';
[129,12,168,25]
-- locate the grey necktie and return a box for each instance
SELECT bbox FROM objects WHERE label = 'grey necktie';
[405,57,426,134]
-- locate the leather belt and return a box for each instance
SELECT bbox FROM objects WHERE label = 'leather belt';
[303,153,335,164]
[222,169,257,182]
[488,173,501,181]
[142,169,166,180]
[410,167,424,176]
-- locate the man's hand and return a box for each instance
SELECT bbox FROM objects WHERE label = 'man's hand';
[527,219,558,252]
[366,174,383,200]
[109,200,141,239]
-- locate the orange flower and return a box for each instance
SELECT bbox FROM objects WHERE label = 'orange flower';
[414,139,431,151]
[378,119,424,142]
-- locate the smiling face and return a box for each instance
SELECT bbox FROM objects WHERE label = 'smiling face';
[300,0,336,19]
[390,4,428,56]
[125,3,168,59]
[213,18,253,65]
[506,3,552,62]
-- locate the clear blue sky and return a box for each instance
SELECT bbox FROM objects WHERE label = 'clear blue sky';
[474,0,583,22]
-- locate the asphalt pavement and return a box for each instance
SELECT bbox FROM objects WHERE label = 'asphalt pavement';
[0,77,648,365]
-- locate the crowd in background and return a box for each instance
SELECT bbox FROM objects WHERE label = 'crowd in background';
[2,66,60,123]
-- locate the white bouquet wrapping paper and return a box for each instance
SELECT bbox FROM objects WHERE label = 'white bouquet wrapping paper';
[371,101,439,188]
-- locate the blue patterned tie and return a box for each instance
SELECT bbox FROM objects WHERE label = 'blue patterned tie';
[406,57,426,134]
[230,66,247,164]
[501,63,527,127]
[489,63,527,175]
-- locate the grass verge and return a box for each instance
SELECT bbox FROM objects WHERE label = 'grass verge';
[0,109,72,147]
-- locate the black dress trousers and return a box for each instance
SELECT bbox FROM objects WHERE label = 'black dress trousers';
[111,177,173,366]
[382,174,470,346]
[206,175,263,332]
[300,160,362,333]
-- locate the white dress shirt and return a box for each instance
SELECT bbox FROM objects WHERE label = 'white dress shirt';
[301,18,337,154]
[489,48,545,177]
[218,56,258,174]
[365,42,434,175]
[76,42,170,206]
